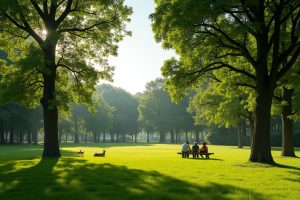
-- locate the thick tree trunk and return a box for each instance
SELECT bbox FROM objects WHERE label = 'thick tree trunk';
[159,130,166,143]
[0,120,5,144]
[237,121,243,148]
[249,92,274,162]
[42,103,61,156]
[281,87,296,157]
[103,130,106,143]
[10,128,14,143]
[5,129,8,142]
[41,45,61,156]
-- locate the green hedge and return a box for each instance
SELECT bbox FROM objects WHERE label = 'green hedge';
[205,131,300,147]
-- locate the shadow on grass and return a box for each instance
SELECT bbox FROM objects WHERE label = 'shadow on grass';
[0,157,264,200]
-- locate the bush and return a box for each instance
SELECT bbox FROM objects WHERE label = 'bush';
[206,130,300,147]
[270,130,300,147]
[205,132,250,146]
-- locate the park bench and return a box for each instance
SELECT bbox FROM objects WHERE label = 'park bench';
[177,152,214,159]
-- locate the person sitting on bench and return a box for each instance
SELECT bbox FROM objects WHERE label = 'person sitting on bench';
[192,142,199,158]
[199,143,208,158]
[182,141,191,158]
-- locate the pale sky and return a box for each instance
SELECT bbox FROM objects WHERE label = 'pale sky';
[98,0,178,95]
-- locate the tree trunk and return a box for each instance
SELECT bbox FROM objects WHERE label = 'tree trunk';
[10,128,14,143]
[41,102,61,156]
[103,130,106,143]
[281,87,296,157]
[0,120,5,144]
[111,131,114,143]
[94,130,97,143]
[185,131,188,142]
[85,134,87,143]
[159,130,166,143]
[175,128,178,143]
[249,91,274,162]
[170,127,175,143]
[147,129,150,143]
[73,119,79,143]
[237,121,243,148]
[40,45,61,156]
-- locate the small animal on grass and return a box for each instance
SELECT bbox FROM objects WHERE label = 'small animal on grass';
[94,150,106,157]
[77,150,84,157]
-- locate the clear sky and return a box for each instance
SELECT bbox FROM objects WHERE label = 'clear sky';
[97,0,178,95]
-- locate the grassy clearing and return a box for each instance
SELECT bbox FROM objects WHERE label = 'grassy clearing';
[0,143,299,200]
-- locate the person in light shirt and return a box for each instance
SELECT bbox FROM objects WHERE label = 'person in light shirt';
[182,141,191,158]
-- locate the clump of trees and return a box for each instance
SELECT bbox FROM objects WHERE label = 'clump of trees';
[0,0,133,156]
[151,0,300,162]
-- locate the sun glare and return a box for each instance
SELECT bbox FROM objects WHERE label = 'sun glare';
[42,30,47,35]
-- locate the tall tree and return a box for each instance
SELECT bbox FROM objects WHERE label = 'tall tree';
[151,0,300,162]
[96,84,139,142]
[0,0,132,156]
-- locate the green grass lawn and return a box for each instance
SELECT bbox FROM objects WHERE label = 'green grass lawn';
[0,143,299,200]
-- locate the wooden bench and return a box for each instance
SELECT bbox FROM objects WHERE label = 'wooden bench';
[177,152,214,159]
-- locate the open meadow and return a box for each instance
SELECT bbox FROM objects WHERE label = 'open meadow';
[0,143,299,200]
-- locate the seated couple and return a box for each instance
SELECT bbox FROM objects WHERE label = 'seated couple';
[182,141,208,158]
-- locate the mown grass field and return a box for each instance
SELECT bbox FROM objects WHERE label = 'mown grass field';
[0,142,299,200]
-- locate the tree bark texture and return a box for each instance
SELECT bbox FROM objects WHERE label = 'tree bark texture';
[237,122,243,148]
[281,87,296,157]
[249,91,274,162]
[41,45,61,156]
